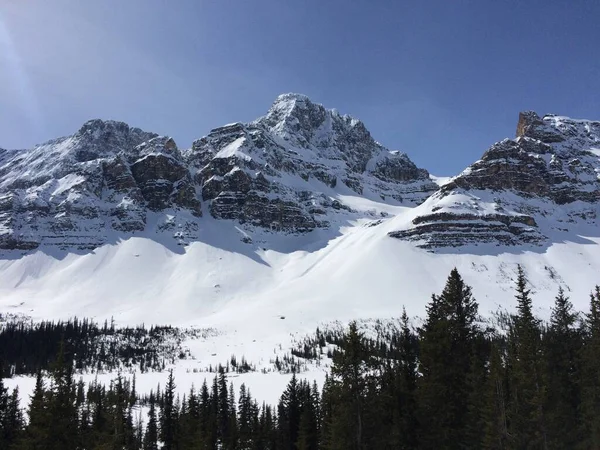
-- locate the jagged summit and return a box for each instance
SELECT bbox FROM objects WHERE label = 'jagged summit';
[3,101,598,253]
[257,93,371,154]
[188,94,435,232]
[516,110,600,148]
[390,110,600,249]
[269,92,313,110]
[263,92,361,126]
[0,94,436,251]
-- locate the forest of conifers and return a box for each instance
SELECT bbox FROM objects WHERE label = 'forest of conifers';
[1,265,600,449]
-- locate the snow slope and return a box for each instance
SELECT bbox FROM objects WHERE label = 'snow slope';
[2,192,600,405]
[2,107,600,406]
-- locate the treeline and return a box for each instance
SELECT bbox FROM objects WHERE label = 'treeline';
[0,318,188,376]
[2,265,600,449]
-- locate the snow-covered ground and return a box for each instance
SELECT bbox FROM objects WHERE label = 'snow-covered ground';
[2,191,600,407]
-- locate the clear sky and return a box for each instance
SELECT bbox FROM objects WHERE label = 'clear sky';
[1,0,599,175]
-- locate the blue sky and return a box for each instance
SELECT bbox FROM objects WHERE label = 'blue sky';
[1,0,599,175]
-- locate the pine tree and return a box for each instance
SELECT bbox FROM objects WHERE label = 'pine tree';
[295,379,319,450]
[479,341,510,449]
[143,392,159,450]
[238,384,253,450]
[544,287,581,449]
[396,308,419,449]
[320,375,334,450]
[199,379,215,449]
[417,268,479,449]
[45,340,78,450]
[507,265,547,449]
[159,370,177,450]
[464,339,488,449]
[227,381,238,449]
[206,375,220,449]
[326,321,369,450]
[581,286,600,448]
[217,366,231,447]
[0,378,23,449]
[111,374,131,448]
[178,387,202,449]
[22,371,49,450]
[278,372,301,450]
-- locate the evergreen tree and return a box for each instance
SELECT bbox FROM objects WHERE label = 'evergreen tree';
[159,370,178,450]
[417,268,479,449]
[21,371,49,450]
[481,343,509,449]
[464,339,488,449]
[178,387,202,450]
[227,381,238,449]
[0,377,23,449]
[396,308,419,449]
[581,286,600,448]
[111,374,132,449]
[199,379,215,449]
[507,265,547,449]
[319,375,334,450]
[4,273,600,449]
[326,321,369,450]
[295,380,319,450]
[544,287,581,449]
[278,372,301,450]
[45,340,78,450]
[217,366,231,447]
[143,392,159,450]
[238,384,253,450]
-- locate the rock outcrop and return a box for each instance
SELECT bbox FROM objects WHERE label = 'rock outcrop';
[389,112,600,249]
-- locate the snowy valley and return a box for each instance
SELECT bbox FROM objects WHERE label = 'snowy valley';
[1,94,600,409]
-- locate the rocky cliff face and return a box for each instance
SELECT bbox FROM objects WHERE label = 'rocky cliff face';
[390,112,600,249]
[0,94,435,250]
[186,94,436,232]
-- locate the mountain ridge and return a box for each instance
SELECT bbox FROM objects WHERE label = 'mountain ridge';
[2,96,599,254]
[0,94,437,251]
[390,111,600,250]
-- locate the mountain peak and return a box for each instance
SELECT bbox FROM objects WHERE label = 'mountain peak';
[258,93,370,149]
[516,110,600,148]
[272,92,312,105]
[263,93,323,128]
[75,118,157,145]
[78,118,134,135]
[516,110,542,138]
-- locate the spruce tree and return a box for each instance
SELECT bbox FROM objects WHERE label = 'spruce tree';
[396,308,419,449]
[227,381,238,450]
[217,366,230,447]
[45,340,78,450]
[327,321,369,450]
[159,370,177,450]
[143,392,159,450]
[295,380,319,450]
[544,287,581,449]
[507,265,547,449]
[417,268,479,449]
[278,372,301,450]
[482,343,509,449]
[22,371,49,450]
[0,378,23,449]
[581,286,600,448]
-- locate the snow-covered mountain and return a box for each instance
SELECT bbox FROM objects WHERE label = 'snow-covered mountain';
[390,111,600,249]
[2,97,600,405]
[0,93,435,251]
